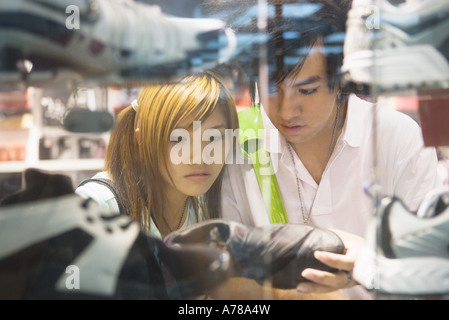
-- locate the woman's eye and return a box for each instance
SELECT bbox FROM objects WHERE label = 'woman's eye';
[171,136,182,143]
[170,135,187,144]
[209,135,224,142]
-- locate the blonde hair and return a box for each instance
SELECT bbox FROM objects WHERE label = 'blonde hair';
[104,71,239,231]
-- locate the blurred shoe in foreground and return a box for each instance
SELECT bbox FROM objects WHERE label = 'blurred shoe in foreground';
[342,0,449,93]
[0,169,231,299]
[0,0,236,89]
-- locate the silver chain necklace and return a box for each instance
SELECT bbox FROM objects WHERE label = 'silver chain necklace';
[287,98,341,224]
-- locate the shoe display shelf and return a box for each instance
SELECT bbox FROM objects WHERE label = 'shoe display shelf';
[0,87,123,190]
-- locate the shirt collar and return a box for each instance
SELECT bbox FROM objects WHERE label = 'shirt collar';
[261,104,284,154]
[342,94,372,148]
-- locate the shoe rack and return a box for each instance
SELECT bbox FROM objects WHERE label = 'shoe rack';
[0,86,132,193]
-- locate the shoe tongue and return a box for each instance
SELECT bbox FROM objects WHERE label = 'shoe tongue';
[399,0,423,5]
[433,195,449,217]
[417,189,449,218]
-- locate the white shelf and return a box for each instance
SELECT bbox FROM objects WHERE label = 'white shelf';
[0,158,104,173]
[0,87,113,175]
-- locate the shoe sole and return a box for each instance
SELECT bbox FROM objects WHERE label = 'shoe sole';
[343,46,449,92]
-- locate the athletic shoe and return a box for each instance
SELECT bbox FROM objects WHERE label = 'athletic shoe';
[0,0,236,88]
[0,168,74,205]
[0,169,232,299]
[416,186,449,218]
[342,0,449,92]
[353,191,449,297]
[165,219,346,289]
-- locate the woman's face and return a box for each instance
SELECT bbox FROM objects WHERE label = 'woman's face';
[163,107,229,198]
[262,44,339,146]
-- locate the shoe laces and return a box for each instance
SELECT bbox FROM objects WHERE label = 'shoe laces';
[81,197,134,232]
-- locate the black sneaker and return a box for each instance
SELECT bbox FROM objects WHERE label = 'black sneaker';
[165,219,346,289]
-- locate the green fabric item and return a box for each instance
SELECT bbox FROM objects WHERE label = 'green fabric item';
[238,104,288,224]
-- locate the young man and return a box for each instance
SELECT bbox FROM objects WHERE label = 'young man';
[220,0,440,299]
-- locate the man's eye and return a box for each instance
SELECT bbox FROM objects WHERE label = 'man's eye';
[299,87,318,95]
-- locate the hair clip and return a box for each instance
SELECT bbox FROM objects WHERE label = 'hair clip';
[131,99,139,112]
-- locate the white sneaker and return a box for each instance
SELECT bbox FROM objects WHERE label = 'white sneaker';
[342,0,449,92]
[0,194,232,299]
[354,190,449,297]
[0,0,236,88]
[0,168,232,299]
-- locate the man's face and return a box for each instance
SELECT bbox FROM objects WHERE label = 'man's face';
[262,44,339,146]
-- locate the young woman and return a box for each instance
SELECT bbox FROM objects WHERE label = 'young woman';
[76,71,239,239]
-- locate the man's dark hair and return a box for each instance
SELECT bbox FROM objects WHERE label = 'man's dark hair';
[201,0,353,101]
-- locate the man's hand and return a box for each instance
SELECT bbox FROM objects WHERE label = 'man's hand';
[296,230,365,293]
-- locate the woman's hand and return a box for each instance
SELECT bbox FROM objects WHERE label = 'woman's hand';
[296,229,365,294]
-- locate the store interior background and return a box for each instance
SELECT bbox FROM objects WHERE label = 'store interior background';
[1,0,449,216]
